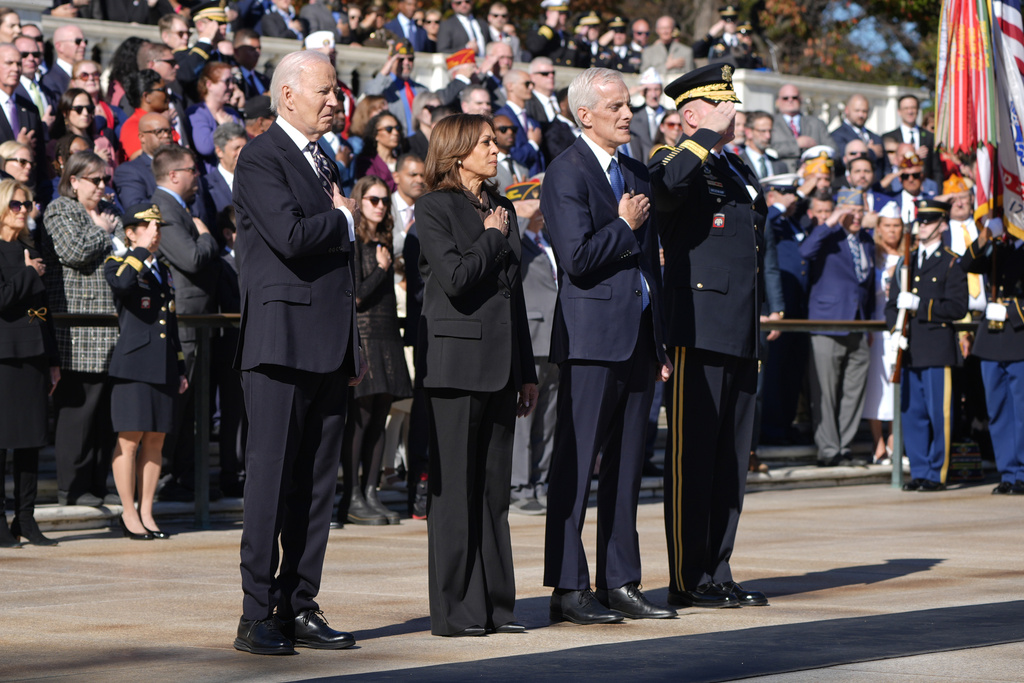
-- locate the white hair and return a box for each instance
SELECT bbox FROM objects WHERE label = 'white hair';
[567,68,625,128]
[270,50,331,114]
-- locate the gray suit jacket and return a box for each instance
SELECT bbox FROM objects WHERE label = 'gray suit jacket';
[628,106,661,161]
[152,187,219,349]
[771,113,835,163]
[519,231,558,358]
[495,153,528,192]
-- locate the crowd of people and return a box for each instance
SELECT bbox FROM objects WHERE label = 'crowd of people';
[0,0,1021,654]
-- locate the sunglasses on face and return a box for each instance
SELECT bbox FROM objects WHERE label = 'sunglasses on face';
[377,125,399,134]
[173,166,197,175]
[63,37,87,46]
[75,72,100,81]
[489,12,507,18]
[79,175,111,186]
[5,157,32,167]
[70,104,95,115]
[495,125,518,134]
[779,95,800,101]
[363,195,390,206]
[424,19,440,24]
[173,30,190,38]
[142,127,174,136]
[533,70,554,77]
[8,199,29,212]
[523,81,534,88]
[158,58,179,67]
[663,122,682,129]
[901,172,923,180]
[19,51,40,59]
[633,30,649,35]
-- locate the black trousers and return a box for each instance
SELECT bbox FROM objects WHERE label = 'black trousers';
[665,347,757,592]
[215,337,246,488]
[239,364,348,620]
[426,382,517,635]
[53,371,114,499]
[544,312,656,591]
[161,346,196,488]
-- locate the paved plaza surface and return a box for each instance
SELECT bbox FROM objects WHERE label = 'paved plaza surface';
[2,481,1023,682]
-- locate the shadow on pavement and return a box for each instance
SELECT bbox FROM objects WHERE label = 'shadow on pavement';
[748,558,945,598]
[307,600,1024,682]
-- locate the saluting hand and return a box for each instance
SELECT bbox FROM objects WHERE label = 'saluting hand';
[701,101,735,135]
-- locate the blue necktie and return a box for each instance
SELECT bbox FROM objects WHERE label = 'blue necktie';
[609,157,624,202]
[306,141,334,199]
[848,233,868,283]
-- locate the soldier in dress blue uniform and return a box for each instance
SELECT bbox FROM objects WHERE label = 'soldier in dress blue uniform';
[885,199,968,492]
[525,0,587,68]
[648,63,769,610]
[958,221,1024,494]
[594,17,643,74]
[104,203,187,540]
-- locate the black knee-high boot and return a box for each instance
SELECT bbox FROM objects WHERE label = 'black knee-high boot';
[11,448,57,546]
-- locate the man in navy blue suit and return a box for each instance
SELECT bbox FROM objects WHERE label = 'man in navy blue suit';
[542,67,675,626]
[799,188,875,466]
[494,69,545,176]
[385,0,427,51]
[232,50,365,656]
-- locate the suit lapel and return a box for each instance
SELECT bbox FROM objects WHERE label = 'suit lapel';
[270,123,333,212]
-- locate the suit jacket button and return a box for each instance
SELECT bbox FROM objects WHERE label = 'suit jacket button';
[345,290,352,296]
[161,306,167,312]
[912,288,918,293]
[634,289,641,296]
[503,290,510,298]
[914,276,920,281]
[697,283,704,288]
[159,319,166,325]
[159,333,166,339]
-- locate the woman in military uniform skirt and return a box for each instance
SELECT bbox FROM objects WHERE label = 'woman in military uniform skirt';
[0,179,61,547]
[104,204,186,540]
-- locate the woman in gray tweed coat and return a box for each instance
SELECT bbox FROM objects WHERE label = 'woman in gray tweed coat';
[40,151,123,507]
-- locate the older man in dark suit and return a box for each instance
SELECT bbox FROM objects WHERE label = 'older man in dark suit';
[232,49,364,655]
[542,68,675,625]
[799,188,876,467]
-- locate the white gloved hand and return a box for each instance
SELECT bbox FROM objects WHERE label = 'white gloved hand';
[891,332,909,350]
[985,302,1007,322]
[897,292,920,311]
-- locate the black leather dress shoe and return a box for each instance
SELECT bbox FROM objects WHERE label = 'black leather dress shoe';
[1012,481,1024,495]
[718,581,768,606]
[234,617,296,655]
[489,622,526,634]
[918,479,947,492]
[550,589,624,624]
[442,626,486,637]
[992,481,1014,495]
[596,583,676,619]
[902,478,922,491]
[667,583,740,608]
[285,610,355,649]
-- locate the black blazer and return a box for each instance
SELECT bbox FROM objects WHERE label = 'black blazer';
[415,188,536,392]
[0,239,57,363]
[232,121,360,374]
[104,247,185,385]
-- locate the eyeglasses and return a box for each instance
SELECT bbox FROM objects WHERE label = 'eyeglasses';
[158,58,179,67]
[523,81,534,88]
[495,125,518,134]
[847,151,868,159]
[663,122,682,129]
[424,19,440,24]
[8,199,29,212]
[5,157,33,167]
[363,195,390,206]
[750,127,772,134]
[173,30,191,38]
[489,12,508,18]
[452,0,471,5]
[377,125,399,133]
[62,37,87,46]
[900,172,923,180]
[75,72,100,81]
[19,51,40,59]
[779,95,800,101]
[533,70,554,77]
[70,104,95,115]
[173,166,197,174]
[79,175,111,186]
[142,127,173,136]
[633,30,649,35]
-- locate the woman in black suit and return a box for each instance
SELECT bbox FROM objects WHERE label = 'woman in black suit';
[416,113,538,637]
[0,179,60,547]
[104,204,187,541]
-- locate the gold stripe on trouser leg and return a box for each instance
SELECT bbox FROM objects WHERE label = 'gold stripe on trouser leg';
[671,346,686,591]
[940,366,952,483]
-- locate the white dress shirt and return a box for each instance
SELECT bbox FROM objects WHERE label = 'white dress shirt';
[457,14,486,56]
[217,164,234,191]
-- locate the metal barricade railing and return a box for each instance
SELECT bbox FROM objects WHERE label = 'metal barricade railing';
[52,314,981,526]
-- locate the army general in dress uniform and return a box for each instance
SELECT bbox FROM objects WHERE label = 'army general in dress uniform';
[885,199,968,492]
[647,64,769,610]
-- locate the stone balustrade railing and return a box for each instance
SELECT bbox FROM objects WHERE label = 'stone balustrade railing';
[22,11,926,136]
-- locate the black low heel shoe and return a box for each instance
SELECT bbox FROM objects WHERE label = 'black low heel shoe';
[118,515,154,540]
[11,516,58,546]
[0,519,21,548]
[143,525,171,539]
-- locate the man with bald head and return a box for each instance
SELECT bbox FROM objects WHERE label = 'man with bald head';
[494,68,545,175]
[232,49,364,656]
[771,84,835,166]
[113,113,177,207]
[42,25,85,94]
[831,94,883,175]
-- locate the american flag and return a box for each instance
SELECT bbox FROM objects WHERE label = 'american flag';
[993,0,1024,239]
